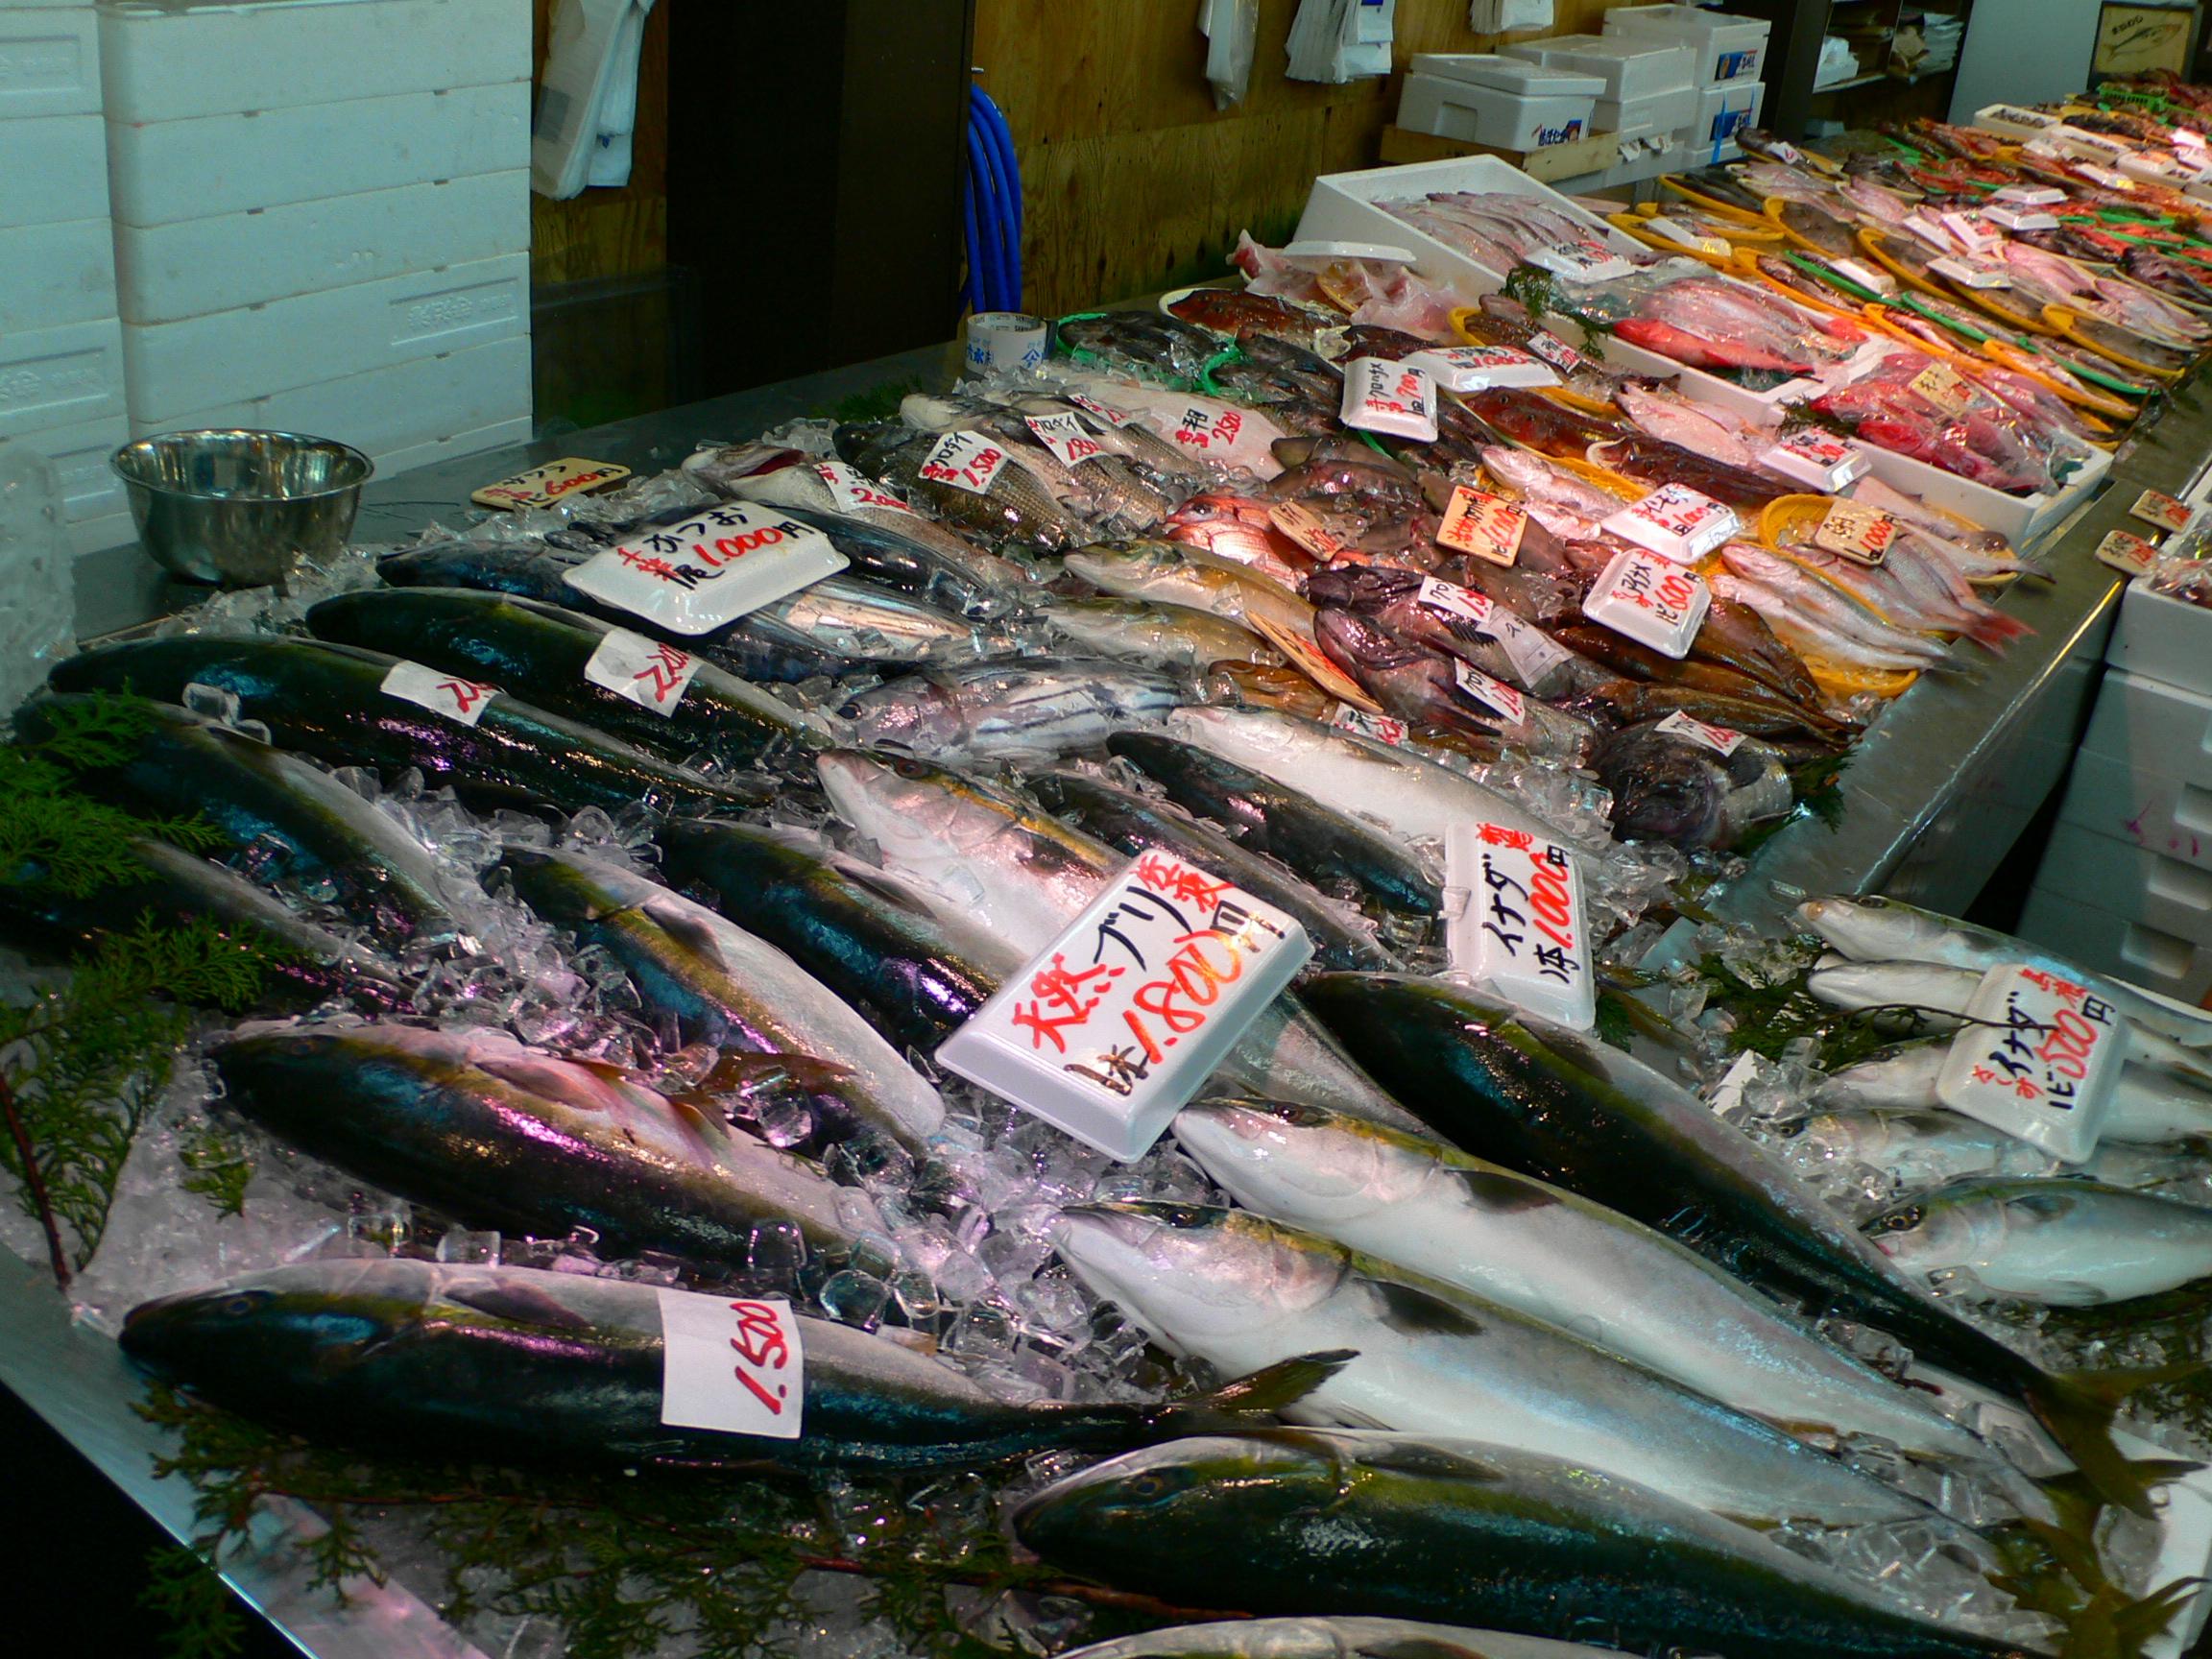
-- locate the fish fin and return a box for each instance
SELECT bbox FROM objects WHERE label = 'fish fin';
[638,896,734,971]
[2026,1365,2204,1519]
[439,1282,598,1332]
[1149,1349,1355,1433]
[1990,1515,2206,1659]
[695,1049,858,1100]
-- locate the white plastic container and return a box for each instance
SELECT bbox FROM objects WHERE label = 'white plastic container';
[105,82,530,225]
[0,4,100,118]
[114,171,529,325]
[0,215,117,327]
[1848,437,2108,548]
[141,334,533,464]
[2054,745,2212,874]
[2028,820,2212,950]
[2109,574,2212,699]
[1596,84,1696,141]
[2076,665,2212,787]
[1691,79,1766,152]
[375,414,536,478]
[1409,54,1607,97]
[0,315,126,437]
[1501,34,1695,102]
[96,0,527,123]
[1602,4,1769,84]
[2018,886,2212,1005]
[122,251,529,425]
[0,412,128,521]
[0,111,108,228]
[1396,71,1598,150]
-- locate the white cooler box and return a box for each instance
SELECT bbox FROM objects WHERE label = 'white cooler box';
[1598,84,1697,142]
[1,111,108,228]
[1399,56,1601,150]
[1689,79,1766,155]
[0,4,101,119]
[2018,886,2212,1006]
[2028,820,2212,950]
[1603,4,1770,84]
[2108,575,2212,699]
[1501,33,1695,102]
[0,315,125,438]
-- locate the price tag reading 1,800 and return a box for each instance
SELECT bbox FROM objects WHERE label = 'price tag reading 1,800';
[658,1289,805,1439]
[1582,546,1710,659]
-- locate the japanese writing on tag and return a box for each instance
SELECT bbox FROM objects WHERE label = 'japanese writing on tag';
[1436,485,1527,566]
[1814,499,1898,566]
[2096,529,2160,576]
[1066,391,1132,427]
[1995,183,2066,204]
[1418,579,1568,687]
[1760,427,1870,492]
[584,628,702,716]
[1267,500,1351,562]
[658,1289,805,1438]
[1406,344,1557,392]
[918,430,1011,495]
[936,854,1313,1161]
[1654,709,1744,756]
[1909,362,1976,415]
[1525,329,1587,373]
[2130,489,2194,534]
[1331,704,1409,745]
[1828,257,1895,296]
[471,457,631,512]
[1937,210,2003,258]
[1026,411,1116,468]
[1340,356,1439,442]
[563,503,848,636]
[1582,546,1710,659]
[1452,660,1526,726]
[1931,256,2012,289]
[1980,205,2056,233]
[1418,575,1492,626]
[380,661,498,726]
[813,460,913,517]
[1248,614,1383,712]
[1601,482,1740,564]
[1936,964,2126,1163]
[1644,215,1729,256]
[1526,240,1635,283]
[1171,401,1247,452]
[1445,823,1595,1030]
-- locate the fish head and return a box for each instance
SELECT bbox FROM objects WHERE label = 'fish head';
[1793,895,1957,967]
[1172,1098,1431,1225]
[119,1260,441,1384]
[835,677,966,754]
[1310,607,1416,674]
[1064,540,1186,591]
[1050,1202,1349,1345]
[1789,1112,1889,1170]
[1863,1190,1989,1277]
[1010,1432,1341,1566]
[818,749,1014,869]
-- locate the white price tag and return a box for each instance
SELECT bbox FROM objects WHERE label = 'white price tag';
[919,430,1013,495]
[936,853,1313,1161]
[1452,660,1527,726]
[1827,257,1896,296]
[1582,547,1710,659]
[813,460,914,517]
[2176,129,2206,151]
[1485,607,1574,687]
[1026,411,1121,467]
[1935,964,2126,1163]
[2131,489,2194,534]
[1760,427,1871,491]
[1417,575,1492,626]
[1937,210,2003,258]
[1436,485,1528,566]
[658,1289,805,1438]
[471,457,631,511]
[1767,140,1807,165]
[1267,500,1353,564]
[1525,329,1587,374]
[584,628,703,716]
[1995,184,2067,204]
[1166,399,1255,458]
[1600,482,1740,565]
[1932,256,2013,290]
[1404,344,1558,392]
[380,660,499,726]
[1066,391,1133,427]
[1340,356,1439,443]
[1813,499,1900,566]
[2096,529,2160,576]
[1331,704,1410,746]
[1908,362,1977,415]
[563,504,849,637]
[1526,240,1637,283]
[1644,215,1730,256]
[1981,205,2056,233]
[1444,822,1595,1030]
[1654,709,1745,756]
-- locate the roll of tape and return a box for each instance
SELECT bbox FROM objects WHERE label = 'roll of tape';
[964,311,1050,372]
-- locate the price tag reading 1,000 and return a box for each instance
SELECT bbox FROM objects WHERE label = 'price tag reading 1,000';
[1444,822,1594,1031]
[561,502,850,636]
[1813,499,1899,566]
[1582,546,1710,659]
[657,1288,805,1439]
[1935,963,2127,1164]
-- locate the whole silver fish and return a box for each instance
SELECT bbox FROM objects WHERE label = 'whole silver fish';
[1046,595,1285,672]
[836,657,1183,758]
[1793,1107,2212,1200]
[1061,1618,1620,1659]
[1814,1038,2212,1147]
[746,573,1020,666]
[1866,1177,2212,1305]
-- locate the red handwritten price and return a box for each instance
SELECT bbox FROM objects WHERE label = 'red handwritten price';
[657,1289,806,1439]
[379,661,500,727]
[585,628,702,714]
[918,430,1010,494]
[813,461,913,517]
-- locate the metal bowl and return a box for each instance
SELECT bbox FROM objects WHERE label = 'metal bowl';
[111,429,374,587]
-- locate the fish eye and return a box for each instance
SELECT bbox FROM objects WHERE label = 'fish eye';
[220,1294,258,1317]
[890,757,929,779]
[1125,1472,1170,1500]
[1878,1205,1923,1232]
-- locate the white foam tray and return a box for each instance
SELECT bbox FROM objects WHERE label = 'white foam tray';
[97,0,527,123]
[2028,818,2212,950]
[0,411,128,519]
[2018,884,2212,1004]
[143,335,534,466]
[106,82,530,225]
[122,252,529,425]
[0,5,98,118]
[2110,574,2212,700]
[114,171,528,325]
[0,215,116,329]
[0,315,125,437]
[1848,432,2110,546]
[0,112,109,228]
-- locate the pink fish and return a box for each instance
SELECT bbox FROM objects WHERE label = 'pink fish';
[1615,317,1813,374]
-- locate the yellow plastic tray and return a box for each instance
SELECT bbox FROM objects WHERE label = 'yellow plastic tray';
[2041,303,2189,383]
[1981,335,2144,420]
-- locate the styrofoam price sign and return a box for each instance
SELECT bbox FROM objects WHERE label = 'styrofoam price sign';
[1525,240,1637,284]
[2096,529,2161,576]
[380,661,499,727]
[1582,547,1710,659]
[1828,257,1896,296]
[1813,499,1899,566]
[1654,709,1744,756]
[1524,329,1587,374]
[563,504,849,636]
[1600,482,1739,565]
[1994,184,2066,204]
[1417,578,1568,688]
[1340,356,1439,443]
[1451,660,1527,727]
[1435,485,1527,566]
[658,1289,805,1438]
[1405,344,1557,392]
[1934,964,2125,1163]
[813,460,913,517]
[1026,411,1118,468]
[936,853,1313,1161]
[1331,703,1409,746]
[1931,256,2013,290]
[2131,489,2194,534]
[471,456,631,511]
[1981,205,2056,233]
[1444,822,1594,1030]
[1643,215,1729,257]
[1908,362,1976,415]
[918,430,1012,495]
[1937,210,2003,259]
[584,628,702,716]
[1760,428,1870,492]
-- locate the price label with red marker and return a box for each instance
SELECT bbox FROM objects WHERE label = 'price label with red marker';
[584,628,703,715]
[2096,529,2160,576]
[1340,356,1439,443]
[1525,329,1587,374]
[1026,411,1115,468]
[379,661,500,726]
[1654,709,1745,756]
[1436,485,1528,567]
[1936,964,2125,1162]
[658,1289,805,1438]
[918,430,1012,495]
[813,460,913,517]
[1908,362,1977,416]
[1583,547,1710,658]
[1267,500,1351,562]
[564,503,849,635]
[1452,661,1527,726]
[1813,499,1899,566]
[1405,344,1557,392]
[2131,489,2194,534]
[1601,482,1740,565]
[1759,428,1870,492]
[1445,822,1594,1030]
[470,457,632,511]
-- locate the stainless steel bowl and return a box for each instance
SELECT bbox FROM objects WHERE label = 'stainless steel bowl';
[110,429,374,587]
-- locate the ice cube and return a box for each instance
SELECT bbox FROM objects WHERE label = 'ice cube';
[746,1219,806,1288]
[435,1228,502,1264]
[820,1268,890,1331]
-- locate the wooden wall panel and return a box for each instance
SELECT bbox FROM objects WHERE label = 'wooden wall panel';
[528,0,670,286]
[974,0,1631,314]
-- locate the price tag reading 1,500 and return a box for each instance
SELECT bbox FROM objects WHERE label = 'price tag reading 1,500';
[918,430,1012,495]
[1582,546,1710,659]
[657,1289,805,1439]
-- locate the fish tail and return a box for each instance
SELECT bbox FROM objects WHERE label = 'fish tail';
[1148,1348,1357,1434]
[1991,1514,2206,1659]
[2024,1364,2203,1519]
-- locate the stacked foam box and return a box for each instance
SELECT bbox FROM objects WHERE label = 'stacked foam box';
[0,2,131,554]
[1601,4,1769,169]
[102,0,535,486]
[2020,588,2212,1003]
[1501,32,1695,173]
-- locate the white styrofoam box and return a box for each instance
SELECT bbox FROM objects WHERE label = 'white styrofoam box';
[2029,820,2212,950]
[0,113,109,229]
[1691,78,1766,152]
[67,505,132,556]
[114,171,528,325]
[1596,84,1696,141]
[106,82,531,226]
[0,412,128,520]
[0,5,99,118]
[143,335,533,465]
[0,315,125,437]
[123,251,529,425]
[374,414,534,478]
[98,0,528,124]
[2109,576,2212,699]
[2078,666,2212,786]
[1501,34,1695,101]
[1408,54,1606,97]
[2018,886,2212,1005]
[1602,4,1769,84]
[0,215,116,328]
[2055,749,2212,874]
[1397,73,1597,151]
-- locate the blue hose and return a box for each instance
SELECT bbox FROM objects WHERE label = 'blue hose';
[963,85,1022,315]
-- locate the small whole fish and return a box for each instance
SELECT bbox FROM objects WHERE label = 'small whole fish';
[1066,539,1315,644]
[1865,1178,2212,1305]
[836,421,1090,549]
[1060,1619,1621,1659]
[837,657,1183,759]
[1590,718,1795,850]
[1312,610,1589,762]
[745,573,1025,668]
[1046,595,1286,672]
[119,1260,1341,1473]
[1613,380,1771,471]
